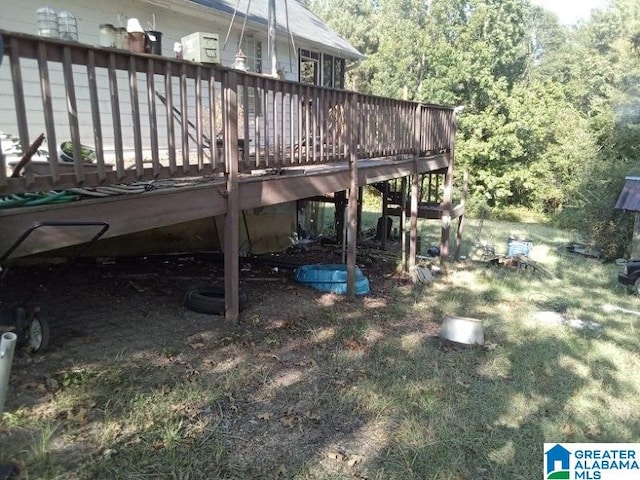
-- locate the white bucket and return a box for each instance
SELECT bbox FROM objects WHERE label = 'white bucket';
[439,316,485,345]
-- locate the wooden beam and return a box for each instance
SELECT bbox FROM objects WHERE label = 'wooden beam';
[347,94,359,299]
[223,71,240,322]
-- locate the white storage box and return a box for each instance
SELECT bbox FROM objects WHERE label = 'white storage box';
[181,32,220,64]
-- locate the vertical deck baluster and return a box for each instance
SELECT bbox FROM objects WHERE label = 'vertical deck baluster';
[335,90,341,160]
[209,71,218,170]
[62,46,84,184]
[334,91,341,160]
[404,103,409,153]
[393,100,402,155]
[375,99,380,156]
[440,109,446,151]
[391,101,396,155]
[304,85,314,163]
[286,83,292,165]
[220,69,226,167]
[86,51,105,182]
[363,98,369,158]
[448,110,453,150]
[439,109,445,150]
[128,56,143,178]
[263,78,270,167]
[381,99,387,156]
[165,62,176,174]
[180,63,189,173]
[422,108,428,154]
[402,102,407,153]
[422,106,433,156]
[253,79,262,167]
[391,100,396,155]
[147,58,160,176]
[312,87,318,163]
[433,109,439,151]
[374,99,379,157]
[376,97,382,157]
[319,87,326,163]
[402,103,407,153]
[389,100,394,155]
[280,82,286,165]
[38,42,60,183]
[438,109,445,150]
[242,74,250,171]
[273,81,280,167]
[271,80,277,166]
[331,90,344,162]
[379,98,385,156]
[297,86,303,164]
[108,53,125,178]
[363,97,368,157]
[9,38,33,185]
[195,66,204,171]
[425,108,432,153]
[412,104,418,153]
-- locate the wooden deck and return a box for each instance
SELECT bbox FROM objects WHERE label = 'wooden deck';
[0,30,462,320]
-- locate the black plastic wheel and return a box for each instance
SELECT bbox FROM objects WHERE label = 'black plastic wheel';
[26,315,50,352]
[183,286,247,315]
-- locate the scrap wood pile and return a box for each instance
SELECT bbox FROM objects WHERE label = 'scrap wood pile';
[488,254,553,278]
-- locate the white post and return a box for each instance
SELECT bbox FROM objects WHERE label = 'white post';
[0,332,18,414]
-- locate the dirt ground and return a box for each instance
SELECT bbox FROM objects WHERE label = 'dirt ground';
[1,245,436,478]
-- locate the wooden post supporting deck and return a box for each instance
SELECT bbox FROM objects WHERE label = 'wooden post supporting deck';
[381,181,389,250]
[440,136,455,265]
[409,105,422,277]
[347,94,359,299]
[224,71,240,322]
[400,176,407,271]
[455,170,468,259]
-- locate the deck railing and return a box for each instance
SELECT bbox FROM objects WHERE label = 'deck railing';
[0,30,455,195]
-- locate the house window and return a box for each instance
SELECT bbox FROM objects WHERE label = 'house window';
[322,54,345,89]
[323,54,334,87]
[241,37,262,74]
[299,49,320,85]
[333,57,345,89]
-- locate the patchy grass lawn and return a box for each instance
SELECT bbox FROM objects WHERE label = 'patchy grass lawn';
[1,218,639,479]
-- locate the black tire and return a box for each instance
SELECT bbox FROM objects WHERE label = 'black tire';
[183,286,247,315]
[26,315,50,352]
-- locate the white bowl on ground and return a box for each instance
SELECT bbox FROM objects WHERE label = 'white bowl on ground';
[439,316,485,345]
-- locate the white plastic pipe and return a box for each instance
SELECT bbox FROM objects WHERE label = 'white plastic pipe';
[0,332,17,414]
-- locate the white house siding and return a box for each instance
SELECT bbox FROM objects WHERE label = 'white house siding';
[0,0,307,166]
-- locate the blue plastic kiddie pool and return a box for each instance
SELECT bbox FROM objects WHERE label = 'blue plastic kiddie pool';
[294,264,370,295]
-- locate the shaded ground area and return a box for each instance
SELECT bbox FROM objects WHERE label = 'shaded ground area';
[0,248,425,478]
